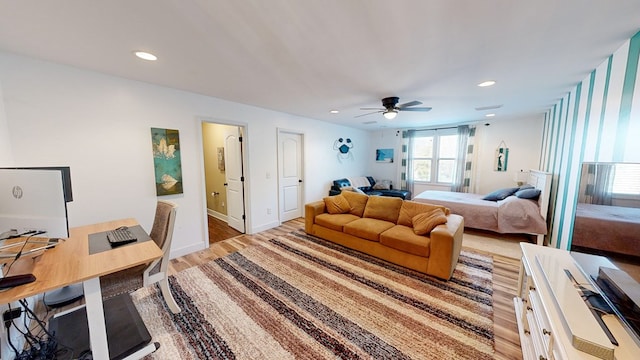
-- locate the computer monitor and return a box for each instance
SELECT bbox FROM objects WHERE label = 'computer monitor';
[0,168,69,239]
[0,166,73,202]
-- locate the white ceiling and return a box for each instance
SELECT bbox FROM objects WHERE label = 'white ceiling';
[0,1,639,130]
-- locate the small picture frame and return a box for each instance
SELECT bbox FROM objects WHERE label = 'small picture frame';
[376,148,394,163]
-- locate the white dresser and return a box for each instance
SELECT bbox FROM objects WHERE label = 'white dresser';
[514,243,640,360]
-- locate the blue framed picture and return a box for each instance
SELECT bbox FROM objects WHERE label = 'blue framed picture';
[376,148,394,163]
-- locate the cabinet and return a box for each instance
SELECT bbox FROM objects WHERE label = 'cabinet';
[514,243,640,360]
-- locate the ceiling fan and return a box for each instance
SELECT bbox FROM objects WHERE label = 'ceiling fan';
[357,96,432,120]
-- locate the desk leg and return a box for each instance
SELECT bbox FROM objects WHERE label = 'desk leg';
[83,277,110,360]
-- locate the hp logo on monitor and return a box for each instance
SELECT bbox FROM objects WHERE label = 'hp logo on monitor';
[12,186,23,199]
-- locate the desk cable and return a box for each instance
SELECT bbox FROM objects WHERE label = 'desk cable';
[1,233,78,359]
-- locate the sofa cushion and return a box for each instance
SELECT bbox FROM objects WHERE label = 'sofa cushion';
[344,218,395,241]
[380,225,431,257]
[363,196,403,223]
[340,190,369,217]
[397,200,450,227]
[323,194,350,214]
[412,209,448,235]
[315,213,360,232]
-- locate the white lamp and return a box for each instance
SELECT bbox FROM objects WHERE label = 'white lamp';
[383,109,398,120]
[514,170,529,186]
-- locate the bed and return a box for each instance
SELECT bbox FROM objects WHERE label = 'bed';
[572,203,640,258]
[413,170,552,245]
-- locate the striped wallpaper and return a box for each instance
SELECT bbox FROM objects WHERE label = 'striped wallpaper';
[541,30,640,250]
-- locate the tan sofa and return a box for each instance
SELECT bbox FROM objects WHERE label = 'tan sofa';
[305,191,464,280]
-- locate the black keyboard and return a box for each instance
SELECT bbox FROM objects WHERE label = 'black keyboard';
[107,227,137,246]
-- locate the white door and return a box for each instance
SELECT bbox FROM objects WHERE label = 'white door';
[278,130,303,222]
[224,127,245,232]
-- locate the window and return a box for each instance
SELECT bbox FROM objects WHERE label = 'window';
[612,163,640,195]
[410,129,459,184]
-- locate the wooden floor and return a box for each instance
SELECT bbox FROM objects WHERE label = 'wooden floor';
[207,215,242,243]
[169,218,524,360]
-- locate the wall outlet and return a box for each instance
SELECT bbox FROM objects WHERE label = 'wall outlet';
[267,208,272,215]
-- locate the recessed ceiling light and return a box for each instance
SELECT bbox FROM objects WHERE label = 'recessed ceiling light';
[485,113,496,117]
[329,110,339,114]
[477,80,496,87]
[134,51,158,61]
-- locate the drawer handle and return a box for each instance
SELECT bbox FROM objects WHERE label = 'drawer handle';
[527,306,533,311]
[543,328,551,336]
[539,356,547,360]
[529,286,536,291]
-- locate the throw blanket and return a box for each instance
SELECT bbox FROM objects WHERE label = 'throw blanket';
[348,176,371,189]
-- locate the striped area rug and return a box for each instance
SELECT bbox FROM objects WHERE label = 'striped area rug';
[133,231,495,359]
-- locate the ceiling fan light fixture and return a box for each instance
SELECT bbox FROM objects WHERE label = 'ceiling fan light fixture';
[383,109,398,120]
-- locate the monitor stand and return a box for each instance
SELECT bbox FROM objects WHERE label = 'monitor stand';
[43,284,84,308]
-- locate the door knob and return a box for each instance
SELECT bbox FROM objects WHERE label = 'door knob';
[223,183,228,186]
[298,179,303,183]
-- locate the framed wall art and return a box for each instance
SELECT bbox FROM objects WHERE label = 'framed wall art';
[151,127,183,196]
[376,148,394,163]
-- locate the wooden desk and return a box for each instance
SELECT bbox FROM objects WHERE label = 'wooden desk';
[0,218,163,360]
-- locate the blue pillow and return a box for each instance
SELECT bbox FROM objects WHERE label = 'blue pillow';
[482,187,519,201]
[515,188,541,200]
[518,184,534,190]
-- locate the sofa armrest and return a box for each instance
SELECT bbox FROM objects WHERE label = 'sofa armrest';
[426,214,464,280]
[305,201,326,233]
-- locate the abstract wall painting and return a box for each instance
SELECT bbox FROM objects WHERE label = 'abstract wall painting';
[151,127,183,196]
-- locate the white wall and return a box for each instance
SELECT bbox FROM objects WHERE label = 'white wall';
[0,51,370,258]
[367,117,544,196]
[0,82,13,164]
[474,116,544,194]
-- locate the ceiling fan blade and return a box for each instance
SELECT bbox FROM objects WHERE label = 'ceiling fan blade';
[355,110,383,118]
[359,107,384,110]
[401,107,432,112]
[398,100,423,109]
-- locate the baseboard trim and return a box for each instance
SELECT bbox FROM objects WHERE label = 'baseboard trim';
[207,209,228,222]
[250,221,281,234]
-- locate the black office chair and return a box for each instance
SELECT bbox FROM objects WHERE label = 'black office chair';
[99,200,181,313]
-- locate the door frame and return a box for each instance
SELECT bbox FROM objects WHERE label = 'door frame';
[198,117,251,245]
[277,128,305,223]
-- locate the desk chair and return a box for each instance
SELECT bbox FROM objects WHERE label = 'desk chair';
[100,200,181,314]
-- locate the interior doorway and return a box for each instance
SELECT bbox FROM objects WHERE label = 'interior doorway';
[277,129,304,222]
[202,122,246,243]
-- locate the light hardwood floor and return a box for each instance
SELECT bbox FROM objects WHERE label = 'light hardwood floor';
[169,218,525,360]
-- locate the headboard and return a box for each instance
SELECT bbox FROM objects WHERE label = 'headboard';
[527,170,552,220]
[527,170,552,245]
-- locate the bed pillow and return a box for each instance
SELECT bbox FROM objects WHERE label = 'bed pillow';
[515,188,541,200]
[518,184,535,190]
[323,195,350,214]
[412,208,448,235]
[482,187,519,201]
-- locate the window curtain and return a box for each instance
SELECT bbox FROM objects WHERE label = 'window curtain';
[400,130,415,195]
[586,163,615,205]
[451,125,475,192]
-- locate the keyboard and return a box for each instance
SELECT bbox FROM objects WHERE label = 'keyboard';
[106,227,137,246]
